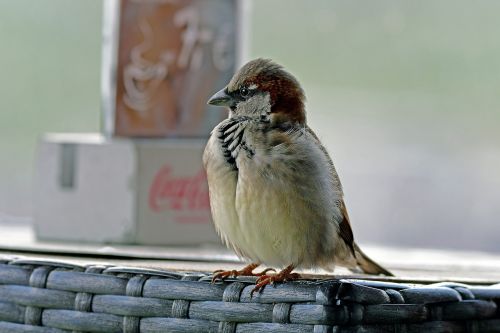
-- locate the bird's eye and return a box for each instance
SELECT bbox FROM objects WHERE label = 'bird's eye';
[239,86,250,98]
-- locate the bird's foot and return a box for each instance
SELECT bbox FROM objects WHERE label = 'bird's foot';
[211,263,274,283]
[251,264,299,297]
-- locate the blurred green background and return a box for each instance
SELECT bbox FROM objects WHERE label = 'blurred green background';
[1,0,499,251]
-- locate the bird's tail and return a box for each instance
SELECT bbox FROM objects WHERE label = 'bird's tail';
[354,243,393,276]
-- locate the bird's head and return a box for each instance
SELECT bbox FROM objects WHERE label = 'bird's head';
[207,58,306,125]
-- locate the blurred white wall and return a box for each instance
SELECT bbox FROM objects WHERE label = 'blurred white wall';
[249,0,500,252]
[1,0,499,252]
[0,1,101,219]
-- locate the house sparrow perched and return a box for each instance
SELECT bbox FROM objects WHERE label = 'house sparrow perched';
[203,59,392,293]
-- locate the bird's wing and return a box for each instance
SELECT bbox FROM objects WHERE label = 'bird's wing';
[305,125,355,256]
[304,126,343,191]
[339,200,356,256]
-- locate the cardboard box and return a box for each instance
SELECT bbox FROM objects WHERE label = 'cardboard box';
[34,133,220,245]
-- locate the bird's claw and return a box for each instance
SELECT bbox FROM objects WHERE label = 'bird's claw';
[259,267,276,275]
[250,270,300,297]
[211,264,273,283]
[211,270,239,283]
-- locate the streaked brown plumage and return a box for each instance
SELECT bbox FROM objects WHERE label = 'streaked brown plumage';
[203,58,392,293]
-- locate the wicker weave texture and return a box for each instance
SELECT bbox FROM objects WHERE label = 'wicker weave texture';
[0,257,500,332]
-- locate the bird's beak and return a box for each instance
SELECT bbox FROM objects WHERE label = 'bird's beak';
[207,88,233,107]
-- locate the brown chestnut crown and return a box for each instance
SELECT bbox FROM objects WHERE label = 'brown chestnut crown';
[227,58,306,125]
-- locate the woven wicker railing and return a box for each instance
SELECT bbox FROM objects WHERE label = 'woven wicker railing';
[1,257,500,332]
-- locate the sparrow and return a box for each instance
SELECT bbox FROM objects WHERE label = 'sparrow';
[203,58,392,294]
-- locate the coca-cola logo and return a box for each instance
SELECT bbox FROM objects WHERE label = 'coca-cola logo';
[149,165,211,216]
